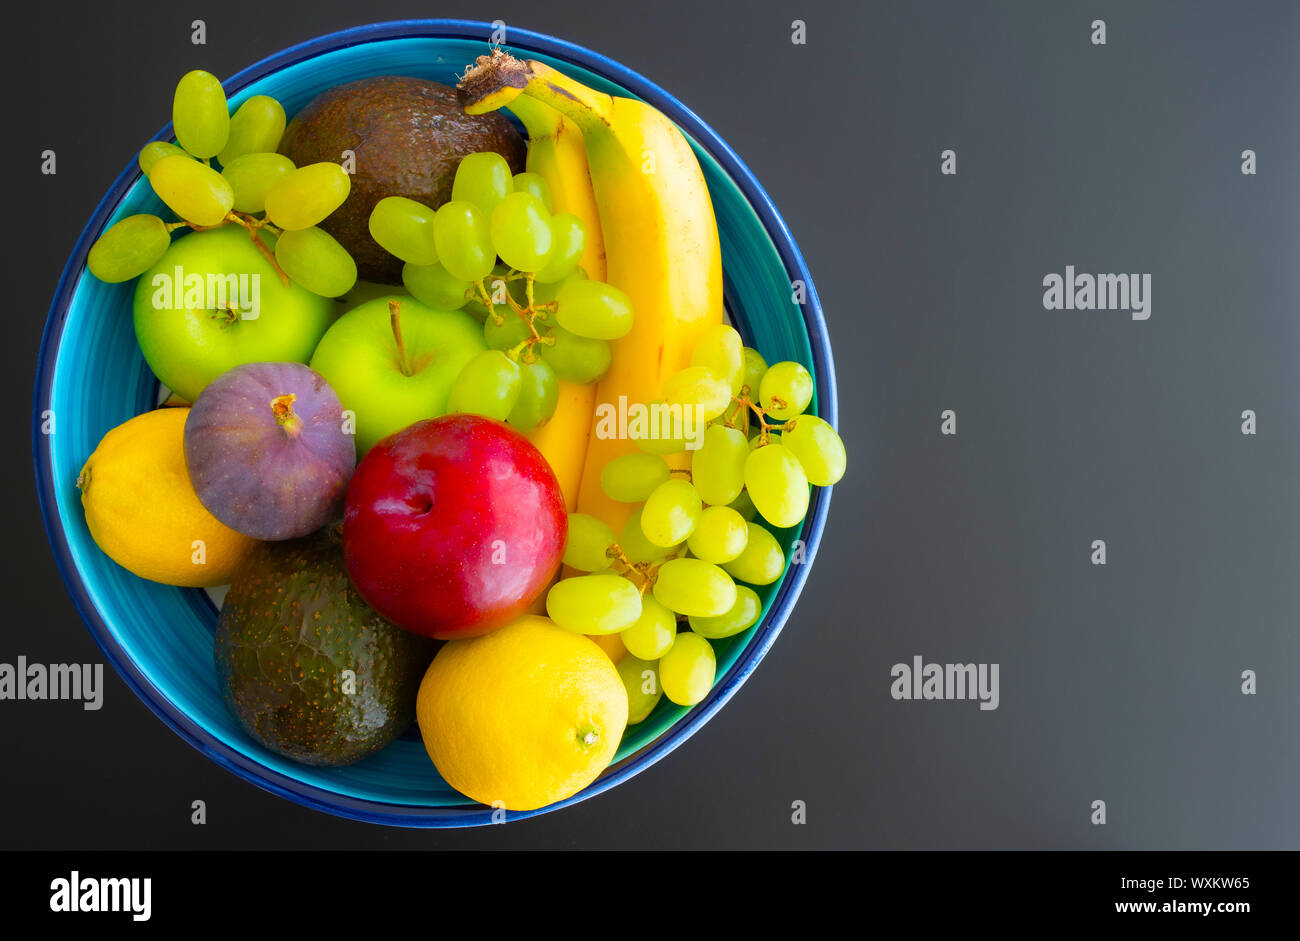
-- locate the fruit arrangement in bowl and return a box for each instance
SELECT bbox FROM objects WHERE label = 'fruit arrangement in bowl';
[35,21,840,825]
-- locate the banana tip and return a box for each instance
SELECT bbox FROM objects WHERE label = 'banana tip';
[458,49,531,113]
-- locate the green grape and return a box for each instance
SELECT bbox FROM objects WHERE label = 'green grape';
[447,350,522,421]
[758,361,814,421]
[87,214,171,283]
[652,558,736,618]
[686,506,749,564]
[538,325,611,384]
[749,431,781,450]
[218,95,286,164]
[729,489,758,521]
[641,478,701,547]
[147,154,233,226]
[620,595,676,660]
[452,152,513,214]
[621,508,677,563]
[531,266,586,307]
[512,171,552,209]
[433,200,495,282]
[740,346,767,397]
[691,424,748,507]
[601,452,670,502]
[484,312,533,351]
[138,141,186,175]
[722,522,784,585]
[662,366,732,421]
[403,262,471,310]
[263,162,350,230]
[555,279,634,340]
[507,360,559,431]
[274,226,357,298]
[633,405,690,455]
[172,69,229,159]
[658,631,716,706]
[368,196,438,266]
[618,656,663,725]
[491,192,553,272]
[462,297,490,323]
[221,152,294,214]
[744,443,810,528]
[533,213,586,283]
[691,324,745,394]
[564,513,616,572]
[689,585,762,640]
[782,414,846,486]
[546,574,642,634]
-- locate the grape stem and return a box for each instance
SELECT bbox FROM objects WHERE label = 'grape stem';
[223,212,291,287]
[389,300,412,376]
[728,390,779,445]
[605,540,688,595]
[482,274,546,363]
[605,544,655,595]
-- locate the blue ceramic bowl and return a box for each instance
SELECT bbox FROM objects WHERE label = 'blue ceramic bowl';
[33,20,836,827]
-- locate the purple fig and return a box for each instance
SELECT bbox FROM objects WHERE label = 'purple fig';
[184,362,356,540]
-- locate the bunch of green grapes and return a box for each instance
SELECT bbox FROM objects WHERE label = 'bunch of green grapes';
[543,323,846,720]
[88,70,357,299]
[374,152,633,432]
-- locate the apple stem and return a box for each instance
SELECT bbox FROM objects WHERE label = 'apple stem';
[390,300,412,376]
[271,393,301,435]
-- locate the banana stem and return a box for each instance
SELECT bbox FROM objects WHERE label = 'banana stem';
[459,50,611,133]
[503,91,561,139]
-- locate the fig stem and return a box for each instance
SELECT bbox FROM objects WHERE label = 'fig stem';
[271,393,300,435]
[389,300,412,376]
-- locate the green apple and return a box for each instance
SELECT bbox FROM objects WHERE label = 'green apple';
[310,295,485,454]
[338,278,409,314]
[133,225,334,402]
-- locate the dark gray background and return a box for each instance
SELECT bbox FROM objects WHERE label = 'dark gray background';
[4,0,1299,849]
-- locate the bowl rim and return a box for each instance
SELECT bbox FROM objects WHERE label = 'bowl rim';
[32,18,838,829]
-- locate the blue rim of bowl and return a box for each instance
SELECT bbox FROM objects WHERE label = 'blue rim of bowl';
[32,19,838,828]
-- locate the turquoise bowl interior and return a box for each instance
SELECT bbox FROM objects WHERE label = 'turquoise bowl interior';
[33,20,836,827]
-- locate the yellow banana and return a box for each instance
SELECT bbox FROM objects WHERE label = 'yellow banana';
[524,378,592,513]
[461,52,724,534]
[505,96,605,513]
[506,94,606,282]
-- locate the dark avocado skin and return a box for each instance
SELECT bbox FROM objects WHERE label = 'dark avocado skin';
[278,75,526,284]
[215,531,435,767]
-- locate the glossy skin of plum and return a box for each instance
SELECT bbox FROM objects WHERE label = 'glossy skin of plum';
[184,362,356,540]
[342,414,567,639]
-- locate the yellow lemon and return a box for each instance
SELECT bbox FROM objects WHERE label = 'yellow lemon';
[417,615,628,811]
[78,408,258,587]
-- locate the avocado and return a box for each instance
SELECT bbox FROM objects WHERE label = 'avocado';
[279,75,526,283]
[215,530,434,766]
